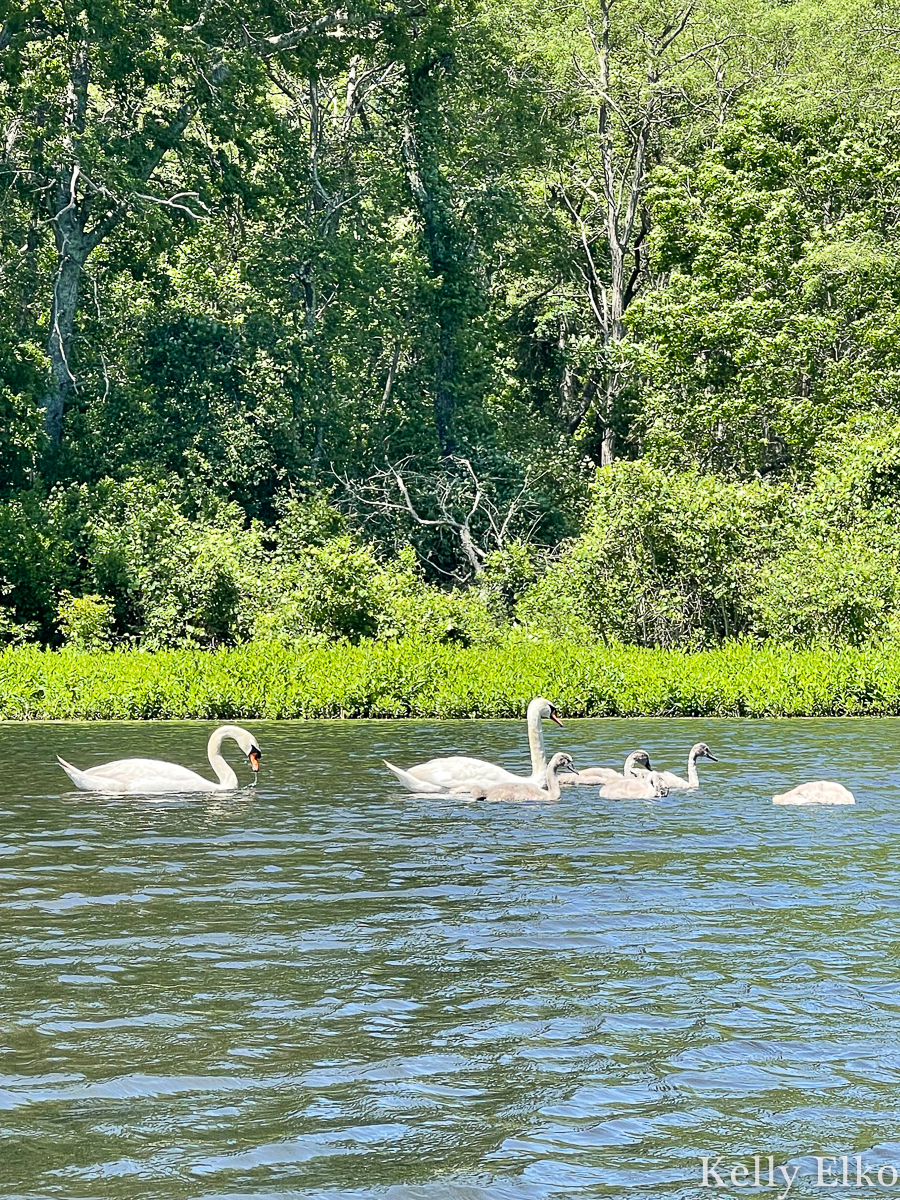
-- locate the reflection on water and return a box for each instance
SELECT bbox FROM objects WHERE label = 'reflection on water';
[2,716,900,1199]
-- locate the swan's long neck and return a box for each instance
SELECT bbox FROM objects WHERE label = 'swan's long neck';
[207,728,239,789]
[686,749,700,788]
[526,703,548,780]
[545,760,563,801]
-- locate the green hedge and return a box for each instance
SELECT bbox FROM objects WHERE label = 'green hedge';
[2,638,900,720]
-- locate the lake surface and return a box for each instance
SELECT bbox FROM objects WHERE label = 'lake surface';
[2,716,900,1199]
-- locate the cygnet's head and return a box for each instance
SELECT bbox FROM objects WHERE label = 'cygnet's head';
[549,752,577,774]
[648,771,669,797]
[692,743,717,762]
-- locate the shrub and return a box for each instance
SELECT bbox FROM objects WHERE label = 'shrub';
[480,539,545,620]
[0,488,89,643]
[375,547,498,646]
[749,527,898,646]
[253,535,384,644]
[89,479,257,647]
[519,461,785,648]
[57,593,115,650]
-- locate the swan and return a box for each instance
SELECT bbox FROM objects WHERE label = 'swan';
[599,770,669,800]
[469,752,577,802]
[772,781,855,806]
[383,696,563,793]
[651,742,718,791]
[560,749,652,786]
[57,724,262,794]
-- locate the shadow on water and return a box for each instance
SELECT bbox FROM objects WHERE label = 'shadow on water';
[2,716,900,1198]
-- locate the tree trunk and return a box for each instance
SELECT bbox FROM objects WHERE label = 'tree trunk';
[401,60,463,456]
[45,220,88,444]
[599,241,627,464]
[561,1,694,460]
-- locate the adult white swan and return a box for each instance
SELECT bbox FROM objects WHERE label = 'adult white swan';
[772,781,855,806]
[57,724,262,794]
[383,696,563,793]
[469,752,577,803]
[560,749,652,786]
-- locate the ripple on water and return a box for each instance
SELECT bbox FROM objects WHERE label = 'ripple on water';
[2,716,900,1198]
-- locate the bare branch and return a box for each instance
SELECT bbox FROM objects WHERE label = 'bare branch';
[338,457,544,582]
[261,11,377,56]
[134,190,211,219]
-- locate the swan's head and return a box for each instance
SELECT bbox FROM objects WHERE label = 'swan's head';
[648,771,669,797]
[692,743,717,762]
[227,726,262,772]
[530,697,564,727]
[625,749,652,771]
[549,751,577,774]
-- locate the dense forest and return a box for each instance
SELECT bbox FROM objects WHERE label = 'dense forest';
[2,0,900,653]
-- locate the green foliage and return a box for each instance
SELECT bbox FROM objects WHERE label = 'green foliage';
[3,0,900,659]
[254,534,384,644]
[375,547,498,645]
[0,488,88,643]
[57,593,115,650]
[88,480,257,648]
[4,637,900,720]
[519,462,785,647]
[749,531,897,647]
[480,539,545,620]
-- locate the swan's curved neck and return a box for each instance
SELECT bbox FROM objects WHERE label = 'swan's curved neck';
[207,728,239,789]
[686,749,700,788]
[545,761,564,801]
[526,704,548,779]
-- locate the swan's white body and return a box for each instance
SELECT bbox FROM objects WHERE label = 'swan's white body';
[383,697,563,794]
[599,770,669,800]
[652,742,718,791]
[772,781,855,806]
[561,749,651,787]
[471,753,576,803]
[57,725,262,794]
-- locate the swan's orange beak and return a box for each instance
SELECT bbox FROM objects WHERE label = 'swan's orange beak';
[550,708,563,727]
[249,748,261,772]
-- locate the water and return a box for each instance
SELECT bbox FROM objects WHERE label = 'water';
[2,716,900,1199]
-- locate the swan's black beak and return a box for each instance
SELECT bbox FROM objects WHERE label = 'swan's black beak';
[704,751,718,762]
[550,708,564,727]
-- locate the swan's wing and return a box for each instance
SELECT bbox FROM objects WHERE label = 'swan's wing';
[599,776,656,799]
[383,761,449,794]
[385,756,524,793]
[57,755,218,794]
[657,771,692,790]
[57,756,129,793]
[562,767,621,786]
[416,757,526,788]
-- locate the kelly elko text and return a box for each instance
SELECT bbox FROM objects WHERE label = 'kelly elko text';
[701,1155,900,1196]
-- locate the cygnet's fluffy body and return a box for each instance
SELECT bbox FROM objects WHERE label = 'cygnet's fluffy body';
[772,781,855,806]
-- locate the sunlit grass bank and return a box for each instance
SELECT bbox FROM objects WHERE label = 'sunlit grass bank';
[2,639,900,720]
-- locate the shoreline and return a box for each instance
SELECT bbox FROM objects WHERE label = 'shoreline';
[2,639,900,721]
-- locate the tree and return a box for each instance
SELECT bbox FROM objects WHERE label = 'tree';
[0,0,382,446]
[552,0,731,462]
